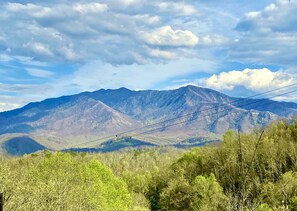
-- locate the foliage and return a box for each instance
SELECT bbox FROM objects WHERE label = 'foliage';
[160,173,228,211]
[1,119,297,210]
[261,171,297,210]
[0,152,132,210]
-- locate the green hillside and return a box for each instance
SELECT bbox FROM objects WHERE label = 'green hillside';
[1,119,297,210]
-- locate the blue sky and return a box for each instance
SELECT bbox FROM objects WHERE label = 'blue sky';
[0,0,297,111]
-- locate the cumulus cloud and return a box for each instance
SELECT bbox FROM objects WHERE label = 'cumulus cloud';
[142,25,198,47]
[0,1,212,64]
[200,68,297,92]
[0,0,234,66]
[236,0,297,32]
[231,0,297,67]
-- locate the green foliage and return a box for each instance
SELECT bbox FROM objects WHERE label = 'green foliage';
[0,152,132,210]
[190,173,228,211]
[160,175,192,210]
[256,203,273,211]
[155,119,297,210]
[159,173,228,211]
[290,196,297,211]
[261,171,297,209]
[1,119,297,210]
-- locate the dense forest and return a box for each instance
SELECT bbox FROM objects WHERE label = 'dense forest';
[1,119,297,210]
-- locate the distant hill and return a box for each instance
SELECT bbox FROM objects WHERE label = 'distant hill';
[1,85,297,154]
[2,136,46,156]
[66,137,157,153]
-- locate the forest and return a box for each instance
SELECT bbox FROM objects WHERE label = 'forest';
[1,119,297,210]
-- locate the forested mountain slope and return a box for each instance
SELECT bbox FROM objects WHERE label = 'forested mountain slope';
[0,85,296,153]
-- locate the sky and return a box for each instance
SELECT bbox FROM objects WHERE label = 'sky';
[0,0,297,111]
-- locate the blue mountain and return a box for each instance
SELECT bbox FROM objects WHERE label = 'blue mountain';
[0,85,296,154]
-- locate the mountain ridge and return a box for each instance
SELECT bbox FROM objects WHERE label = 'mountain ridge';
[0,85,296,154]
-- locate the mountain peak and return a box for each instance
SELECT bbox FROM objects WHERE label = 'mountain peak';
[118,87,131,91]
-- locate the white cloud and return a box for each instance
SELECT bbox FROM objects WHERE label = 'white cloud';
[0,102,20,112]
[133,14,160,25]
[245,11,261,19]
[24,42,54,58]
[200,35,229,46]
[60,46,79,61]
[142,25,199,47]
[231,0,297,67]
[5,3,52,18]
[0,79,67,111]
[157,2,198,16]
[200,68,297,91]
[26,68,54,78]
[63,57,218,91]
[0,1,206,64]
[0,0,234,65]
[13,56,49,67]
[148,49,176,60]
[0,54,13,62]
[0,94,43,112]
[73,3,108,14]
[120,0,143,6]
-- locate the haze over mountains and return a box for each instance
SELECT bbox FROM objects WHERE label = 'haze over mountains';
[1,85,297,155]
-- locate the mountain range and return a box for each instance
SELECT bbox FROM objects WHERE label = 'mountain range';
[1,85,297,155]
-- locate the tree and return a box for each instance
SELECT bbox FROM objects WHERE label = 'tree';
[160,173,228,211]
[261,171,297,210]
[1,152,132,210]
[190,173,228,211]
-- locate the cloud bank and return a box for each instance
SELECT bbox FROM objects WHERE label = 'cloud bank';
[231,0,297,67]
[0,1,220,65]
[195,68,297,102]
[203,68,296,91]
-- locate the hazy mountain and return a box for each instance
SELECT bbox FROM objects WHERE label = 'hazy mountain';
[0,96,140,136]
[0,85,296,154]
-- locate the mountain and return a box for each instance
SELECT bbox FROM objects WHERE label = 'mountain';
[0,85,296,154]
[0,95,140,135]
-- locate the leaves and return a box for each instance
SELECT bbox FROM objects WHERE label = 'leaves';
[1,119,297,210]
[0,152,132,210]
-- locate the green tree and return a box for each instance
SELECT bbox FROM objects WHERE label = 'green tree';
[1,152,132,210]
[190,173,228,211]
[262,171,297,210]
[160,173,228,211]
